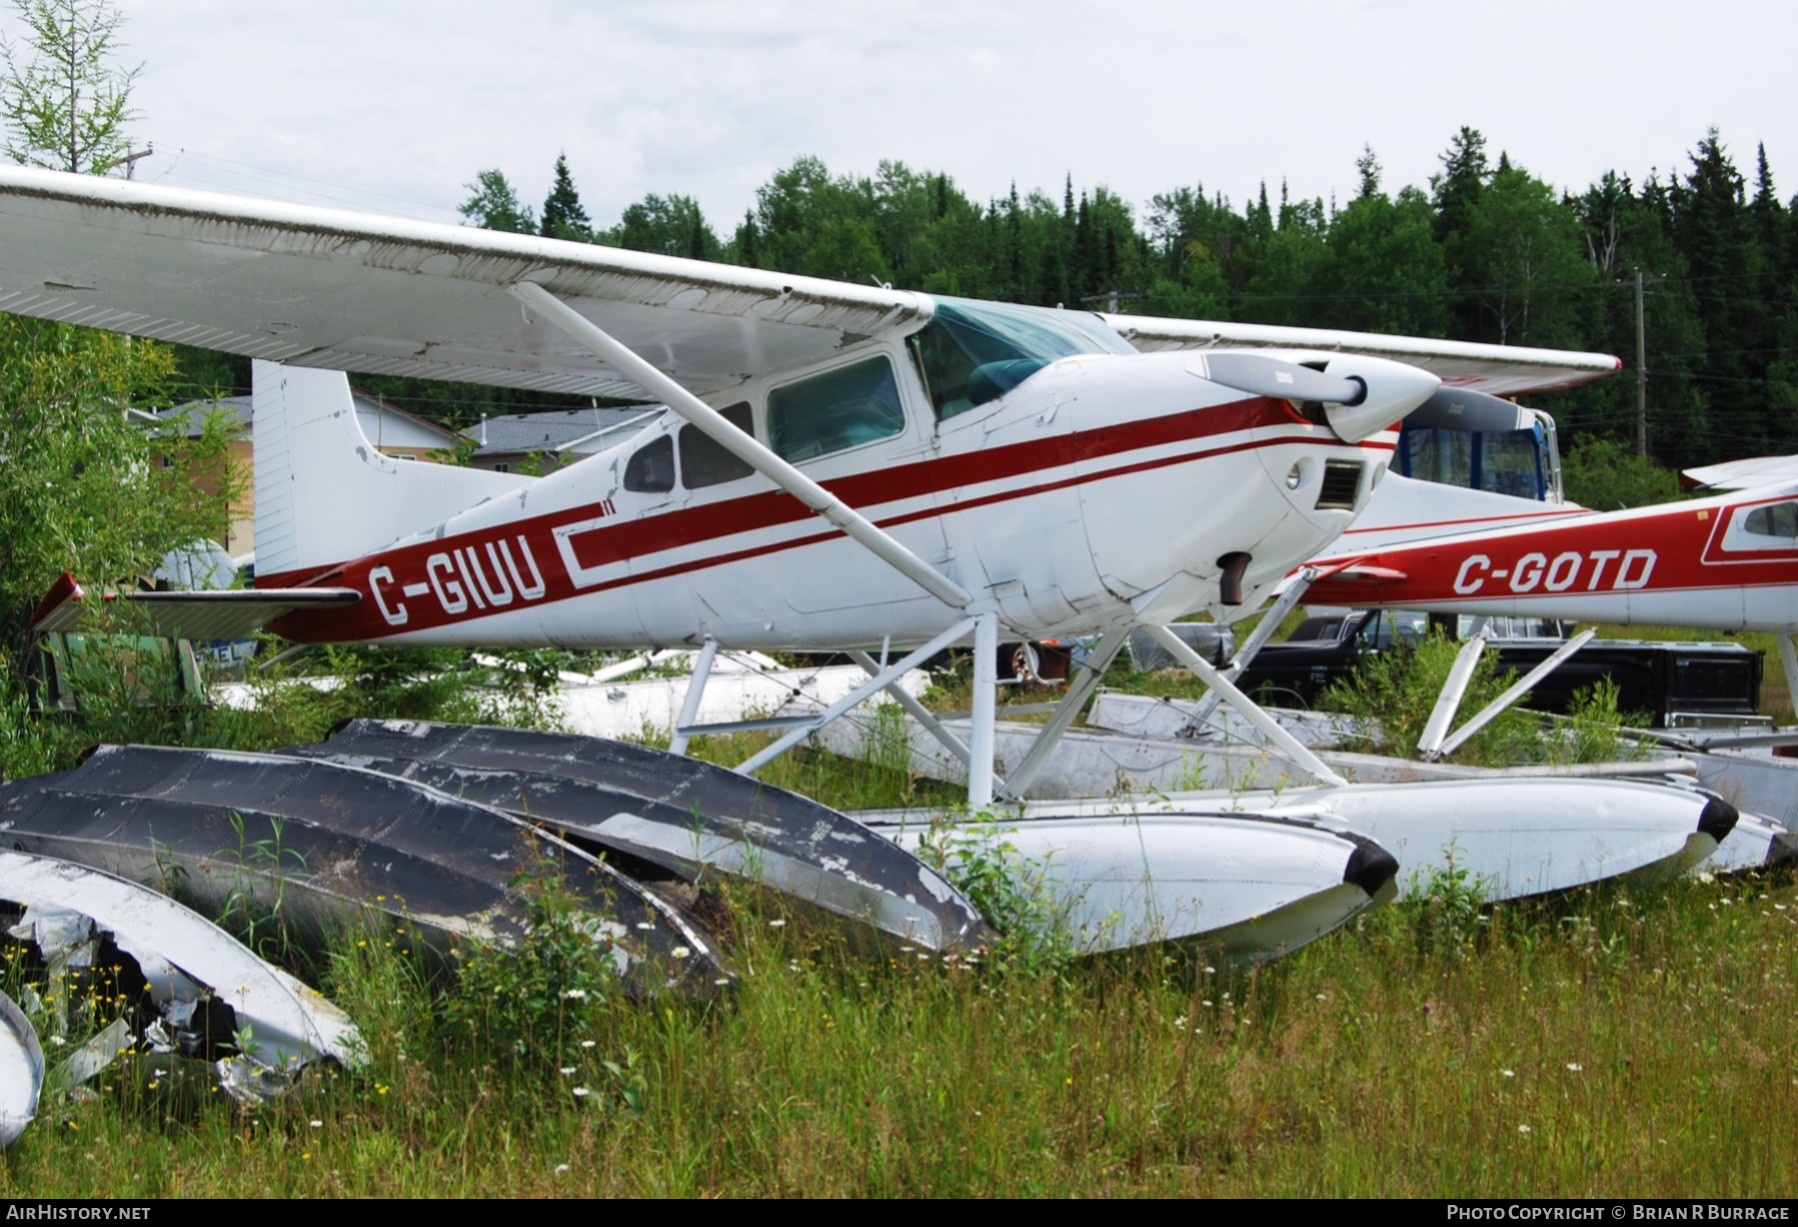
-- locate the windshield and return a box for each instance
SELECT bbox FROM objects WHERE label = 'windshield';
[1397,423,1547,501]
[910,298,1134,420]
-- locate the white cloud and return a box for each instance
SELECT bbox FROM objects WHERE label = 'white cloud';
[20,0,1791,233]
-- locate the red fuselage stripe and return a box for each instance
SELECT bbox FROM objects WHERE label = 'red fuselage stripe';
[265,397,1386,640]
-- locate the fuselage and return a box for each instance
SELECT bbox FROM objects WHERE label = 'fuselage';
[1305,480,1798,633]
[267,299,1407,651]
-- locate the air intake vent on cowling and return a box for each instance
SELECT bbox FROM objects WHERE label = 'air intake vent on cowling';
[1315,460,1364,510]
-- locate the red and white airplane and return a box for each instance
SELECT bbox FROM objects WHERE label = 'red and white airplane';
[1301,473,1798,634]
[0,166,1619,804]
[1270,451,1798,726]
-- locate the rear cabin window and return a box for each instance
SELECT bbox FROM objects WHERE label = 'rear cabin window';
[679,403,756,488]
[767,356,905,463]
[624,434,675,492]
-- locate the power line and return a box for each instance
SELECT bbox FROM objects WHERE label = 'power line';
[148,147,462,220]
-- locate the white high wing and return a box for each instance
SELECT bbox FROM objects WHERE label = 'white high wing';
[0,166,1620,805]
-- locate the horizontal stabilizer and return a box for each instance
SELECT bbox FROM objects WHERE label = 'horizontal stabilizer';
[1323,564,1409,584]
[29,572,359,640]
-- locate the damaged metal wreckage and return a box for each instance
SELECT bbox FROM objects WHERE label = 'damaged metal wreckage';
[277,718,1398,964]
[0,849,364,1147]
[0,719,1403,1008]
[277,718,989,952]
[0,742,730,992]
[0,725,1004,1145]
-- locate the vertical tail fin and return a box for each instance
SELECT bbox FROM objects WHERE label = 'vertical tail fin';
[251,361,528,583]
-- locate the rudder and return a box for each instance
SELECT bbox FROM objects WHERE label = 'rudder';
[252,360,528,584]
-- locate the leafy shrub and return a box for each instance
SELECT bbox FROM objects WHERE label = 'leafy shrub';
[1320,631,1652,766]
[436,845,643,1112]
[1548,675,1651,765]
[1319,632,1539,764]
[915,811,1078,973]
[1410,847,1491,959]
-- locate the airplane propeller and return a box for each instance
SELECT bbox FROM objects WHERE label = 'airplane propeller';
[1199,351,1440,444]
[1406,386,1533,433]
[1201,352,1366,407]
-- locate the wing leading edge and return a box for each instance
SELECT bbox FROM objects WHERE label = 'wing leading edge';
[1103,314,1621,398]
[0,166,927,400]
[0,167,1620,404]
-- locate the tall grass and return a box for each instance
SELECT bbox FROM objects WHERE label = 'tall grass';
[0,874,1791,1197]
[1,633,1791,1195]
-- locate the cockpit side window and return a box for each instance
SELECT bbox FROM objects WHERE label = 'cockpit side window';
[623,434,675,493]
[680,403,756,489]
[1742,501,1798,539]
[767,356,905,463]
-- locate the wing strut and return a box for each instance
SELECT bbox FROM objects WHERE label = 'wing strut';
[509,282,973,611]
[1140,624,1349,787]
[732,615,985,791]
[1003,627,1131,798]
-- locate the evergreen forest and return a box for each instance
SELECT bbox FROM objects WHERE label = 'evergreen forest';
[389,126,1797,472]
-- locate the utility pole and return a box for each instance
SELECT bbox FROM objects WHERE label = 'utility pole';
[121,144,153,179]
[1635,268,1647,458]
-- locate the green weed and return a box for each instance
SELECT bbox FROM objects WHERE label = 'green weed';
[214,812,307,962]
[914,810,1078,973]
[0,872,1792,1196]
[1409,846,1492,959]
[435,844,645,1116]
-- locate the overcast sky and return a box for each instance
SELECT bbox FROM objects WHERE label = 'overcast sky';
[12,0,1795,233]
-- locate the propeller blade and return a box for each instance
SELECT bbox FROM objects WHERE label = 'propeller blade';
[1406,387,1531,433]
[1202,352,1365,405]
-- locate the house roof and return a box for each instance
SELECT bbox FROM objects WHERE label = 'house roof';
[348,387,466,447]
[472,406,661,456]
[155,394,253,436]
[155,388,466,447]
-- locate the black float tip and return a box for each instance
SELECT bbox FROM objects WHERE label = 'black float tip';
[1698,797,1739,845]
[1342,835,1400,898]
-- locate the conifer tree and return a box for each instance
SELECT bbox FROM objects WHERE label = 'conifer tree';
[540,152,591,241]
[1,0,141,174]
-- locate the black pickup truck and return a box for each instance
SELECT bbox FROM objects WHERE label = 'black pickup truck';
[1232,609,1763,727]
